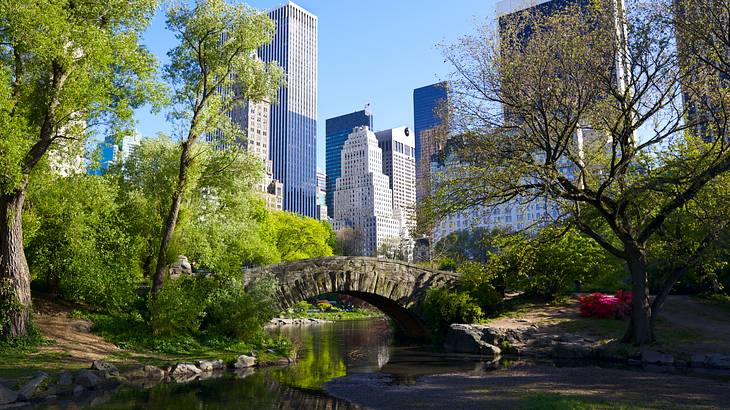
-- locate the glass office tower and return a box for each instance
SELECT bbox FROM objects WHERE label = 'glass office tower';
[413,82,449,201]
[258,2,318,217]
[324,109,374,219]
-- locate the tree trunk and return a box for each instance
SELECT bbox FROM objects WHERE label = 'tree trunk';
[152,141,193,296]
[0,186,32,339]
[622,252,654,345]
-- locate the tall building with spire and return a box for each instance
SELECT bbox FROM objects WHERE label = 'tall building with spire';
[258,1,318,217]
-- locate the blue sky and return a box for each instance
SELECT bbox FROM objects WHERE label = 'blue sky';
[135,0,498,170]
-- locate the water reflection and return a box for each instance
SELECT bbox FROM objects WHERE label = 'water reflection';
[37,318,499,409]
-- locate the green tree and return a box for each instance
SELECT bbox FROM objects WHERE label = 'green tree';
[24,173,141,311]
[269,212,334,261]
[0,0,160,338]
[152,0,284,296]
[433,0,730,344]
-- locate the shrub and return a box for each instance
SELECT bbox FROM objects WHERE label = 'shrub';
[438,258,457,272]
[317,302,332,311]
[578,291,632,319]
[293,300,312,313]
[149,275,209,337]
[206,275,278,340]
[457,262,503,312]
[424,287,483,337]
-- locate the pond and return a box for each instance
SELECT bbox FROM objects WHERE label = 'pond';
[37,318,501,409]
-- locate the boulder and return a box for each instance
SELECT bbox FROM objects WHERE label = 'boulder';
[75,369,101,389]
[197,359,225,372]
[73,385,85,396]
[443,324,502,356]
[551,342,595,360]
[706,354,730,369]
[57,371,73,387]
[91,360,119,377]
[234,355,257,369]
[0,384,18,405]
[169,363,202,378]
[641,349,674,365]
[17,371,48,401]
[143,365,165,380]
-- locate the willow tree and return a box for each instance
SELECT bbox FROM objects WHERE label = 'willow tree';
[152,0,284,296]
[431,0,730,345]
[0,0,160,339]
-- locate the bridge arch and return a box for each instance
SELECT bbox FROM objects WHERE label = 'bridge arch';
[244,256,459,340]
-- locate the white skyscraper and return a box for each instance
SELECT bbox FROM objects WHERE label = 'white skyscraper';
[258,2,318,218]
[375,127,417,229]
[333,126,402,256]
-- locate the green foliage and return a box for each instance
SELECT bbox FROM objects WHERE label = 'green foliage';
[149,275,209,337]
[457,262,503,312]
[149,272,279,341]
[423,287,483,337]
[268,211,334,261]
[317,302,333,312]
[434,227,504,263]
[292,300,312,314]
[524,227,622,298]
[25,174,142,311]
[206,275,278,340]
[438,258,457,271]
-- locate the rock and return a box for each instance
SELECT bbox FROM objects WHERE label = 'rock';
[197,359,225,372]
[170,363,202,378]
[0,384,18,405]
[143,365,165,380]
[641,349,674,365]
[57,371,73,386]
[75,369,101,389]
[17,371,48,401]
[73,385,84,396]
[706,354,730,369]
[0,403,30,409]
[91,360,119,376]
[551,342,595,360]
[443,324,501,356]
[235,355,257,368]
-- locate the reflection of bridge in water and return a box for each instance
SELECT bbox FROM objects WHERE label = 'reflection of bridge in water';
[245,256,460,340]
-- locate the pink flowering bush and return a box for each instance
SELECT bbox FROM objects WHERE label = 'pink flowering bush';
[579,291,632,319]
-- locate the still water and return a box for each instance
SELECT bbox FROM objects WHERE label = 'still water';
[39,319,497,409]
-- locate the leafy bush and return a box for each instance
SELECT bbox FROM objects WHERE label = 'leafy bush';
[25,174,142,311]
[316,302,332,311]
[205,275,278,340]
[457,262,503,312]
[438,258,457,272]
[293,300,312,313]
[149,275,209,337]
[578,291,632,319]
[423,287,483,337]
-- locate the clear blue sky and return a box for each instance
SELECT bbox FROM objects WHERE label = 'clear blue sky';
[134,0,498,170]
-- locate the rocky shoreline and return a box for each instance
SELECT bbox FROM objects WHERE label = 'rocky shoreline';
[442,323,730,371]
[265,317,333,328]
[0,354,295,409]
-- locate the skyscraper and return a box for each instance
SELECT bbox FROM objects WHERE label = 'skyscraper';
[258,2,318,217]
[375,127,416,226]
[316,169,328,220]
[333,126,402,256]
[325,108,374,219]
[413,82,449,202]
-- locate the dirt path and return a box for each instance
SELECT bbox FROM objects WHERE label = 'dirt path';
[32,296,122,363]
[326,363,730,409]
[658,295,730,354]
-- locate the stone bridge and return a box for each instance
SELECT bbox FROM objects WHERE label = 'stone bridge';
[244,256,459,340]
